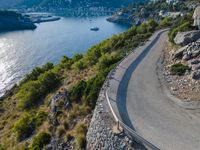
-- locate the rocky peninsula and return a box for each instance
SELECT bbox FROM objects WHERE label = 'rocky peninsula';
[24,13,61,24]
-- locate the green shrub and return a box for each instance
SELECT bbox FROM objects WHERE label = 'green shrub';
[69,80,87,102]
[97,54,121,70]
[72,54,83,62]
[13,113,35,141]
[38,71,60,92]
[60,56,73,69]
[34,111,48,127]
[20,62,54,84]
[17,81,42,109]
[0,144,5,150]
[17,70,60,109]
[31,132,51,149]
[75,123,87,135]
[74,123,87,149]
[84,68,111,107]
[13,112,48,141]
[147,19,158,32]
[72,60,85,70]
[159,17,171,28]
[75,135,86,150]
[170,63,189,76]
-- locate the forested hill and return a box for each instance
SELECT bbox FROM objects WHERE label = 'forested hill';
[0,0,21,8]
[0,0,146,8]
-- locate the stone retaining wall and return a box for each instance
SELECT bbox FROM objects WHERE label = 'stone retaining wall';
[86,83,134,150]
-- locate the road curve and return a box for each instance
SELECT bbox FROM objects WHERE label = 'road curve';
[114,30,200,150]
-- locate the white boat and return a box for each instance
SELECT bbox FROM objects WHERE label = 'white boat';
[90,27,99,31]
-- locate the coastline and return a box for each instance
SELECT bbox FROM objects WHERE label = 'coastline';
[0,15,128,102]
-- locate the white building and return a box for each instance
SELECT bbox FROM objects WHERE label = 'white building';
[193,6,200,29]
[166,0,179,5]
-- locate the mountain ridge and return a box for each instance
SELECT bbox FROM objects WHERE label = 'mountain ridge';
[0,0,145,9]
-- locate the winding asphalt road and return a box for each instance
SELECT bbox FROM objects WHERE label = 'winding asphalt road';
[114,30,200,150]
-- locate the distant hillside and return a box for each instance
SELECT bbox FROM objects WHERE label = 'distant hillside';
[0,10,36,30]
[0,0,145,8]
[0,0,21,8]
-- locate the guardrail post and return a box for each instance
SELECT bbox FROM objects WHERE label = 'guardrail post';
[117,121,119,130]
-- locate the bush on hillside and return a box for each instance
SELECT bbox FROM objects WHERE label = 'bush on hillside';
[60,56,73,69]
[84,68,111,107]
[17,81,42,109]
[34,111,48,127]
[159,17,171,28]
[72,54,83,62]
[13,113,35,141]
[170,63,189,76]
[69,80,87,102]
[17,70,59,109]
[71,60,85,70]
[74,123,87,150]
[20,62,54,84]
[30,132,51,149]
[76,135,86,150]
[13,112,48,141]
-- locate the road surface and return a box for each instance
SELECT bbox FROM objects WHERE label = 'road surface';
[115,30,200,150]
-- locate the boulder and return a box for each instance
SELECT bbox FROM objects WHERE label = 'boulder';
[191,64,200,70]
[174,30,200,46]
[183,54,191,61]
[192,50,200,57]
[189,59,200,65]
[191,70,200,80]
[173,41,200,60]
[172,45,187,59]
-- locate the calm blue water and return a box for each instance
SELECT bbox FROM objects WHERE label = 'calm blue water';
[0,16,128,96]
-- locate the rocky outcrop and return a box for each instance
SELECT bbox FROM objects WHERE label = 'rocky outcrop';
[173,40,200,61]
[163,38,200,104]
[174,30,200,46]
[191,70,200,79]
[107,12,134,25]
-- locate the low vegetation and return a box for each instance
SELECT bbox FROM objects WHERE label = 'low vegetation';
[13,111,48,141]
[170,63,189,76]
[29,132,51,150]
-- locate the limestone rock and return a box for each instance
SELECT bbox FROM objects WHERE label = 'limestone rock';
[173,41,200,60]
[172,45,187,59]
[190,59,200,65]
[191,70,200,80]
[174,30,200,46]
[192,64,200,71]
[183,54,191,61]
